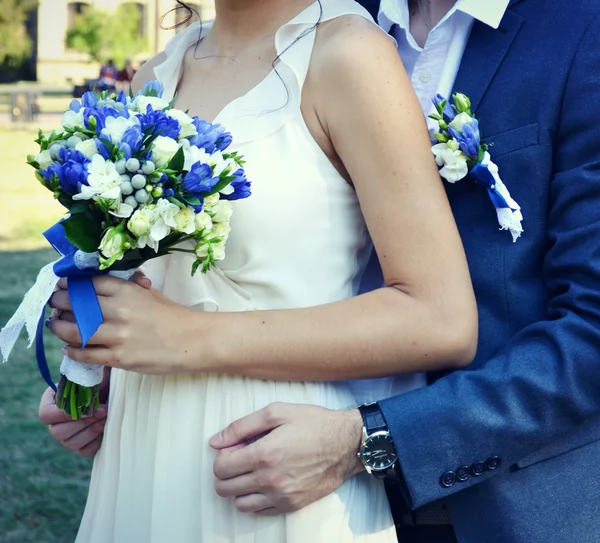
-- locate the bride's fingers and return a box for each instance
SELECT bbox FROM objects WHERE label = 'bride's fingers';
[214,472,257,498]
[48,289,72,311]
[213,446,255,480]
[77,435,104,457]
[48,318,120,348]
[233,493,271,514]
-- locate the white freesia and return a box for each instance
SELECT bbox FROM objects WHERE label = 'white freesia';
[173,206,196,234]
[210,200,233,223]
[73,155,123,201]
[61,109,85,129]
[133,95,169,113]
[128,207,155,237]
[195,243,209,259]
[212,221,231,240]
[431,143,469,183]
[136,199,181,251]
[101,115,137,143]
[109,202,135,219]
[75,138,99,159]
[167,109,197,139]
[151,136,181,167]
[195,211,213,233]
[212,242,226,261]
[183,145,211,171]
[448,112,474,133]
[35,150,53,170]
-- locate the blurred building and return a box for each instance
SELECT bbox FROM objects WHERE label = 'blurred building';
[35,0,214,85]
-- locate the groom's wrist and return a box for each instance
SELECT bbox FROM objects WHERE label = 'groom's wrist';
[342,408,367,478]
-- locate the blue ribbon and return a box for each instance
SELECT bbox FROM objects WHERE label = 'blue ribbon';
[35,222,106,390]
[470,162,516,211]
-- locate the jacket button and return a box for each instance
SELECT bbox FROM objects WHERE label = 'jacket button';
[471,461,487,476]
[456,466,471,482]
[486,456,501,470]
[440,471,456,488]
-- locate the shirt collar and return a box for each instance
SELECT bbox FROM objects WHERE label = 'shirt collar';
[378,0,510,32]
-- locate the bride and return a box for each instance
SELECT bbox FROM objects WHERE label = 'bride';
[47,0,477,541]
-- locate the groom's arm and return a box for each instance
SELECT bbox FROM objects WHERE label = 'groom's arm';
[378,10,600,509]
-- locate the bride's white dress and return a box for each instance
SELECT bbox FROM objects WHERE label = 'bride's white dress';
[76,1,398,541]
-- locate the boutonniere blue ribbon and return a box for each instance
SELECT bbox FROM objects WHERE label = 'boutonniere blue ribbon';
[429,93,523,242]
[0,220,128,393]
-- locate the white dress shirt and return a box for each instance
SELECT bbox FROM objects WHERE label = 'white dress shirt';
[347,0,510,405]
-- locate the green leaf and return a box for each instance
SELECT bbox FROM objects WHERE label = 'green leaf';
[167,146,185,172]
[182,195,202,207]
[207,176,235,196]
[69,201,89,215]
[129,84,134,99]
[191,259,202,276]
[61,213,103,253]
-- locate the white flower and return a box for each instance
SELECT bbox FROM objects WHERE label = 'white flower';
[155,198,180,227]
[136,199,180,251]
[151,136,181,167]
[212,242,226,261]
[195,242,209,259]
[133,95,169,113]
[448,112,474,133]
[210,151,230,177]
[167,109,197,139]
[195,211,213,233]
[109,202,135,219]
[101,116,138,143]
[183,145,211,171]
[212,221,231,241]
[173,206,196,234]
[210,200,233,223]
[128,207,155,237]
[204,194,220,206]
[35,150,53,170]
[432,143,469,183]
[75,138,99,159]
[73,155,122,201]
[99,227,128,259]
[62,109,85,129]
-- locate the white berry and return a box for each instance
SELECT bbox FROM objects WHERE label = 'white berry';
[131,174,147,189]
[124,195,138,208]
[142,161,156,175]
[135,189,149,203]
[126,158,141,173]
[120,181,134,196]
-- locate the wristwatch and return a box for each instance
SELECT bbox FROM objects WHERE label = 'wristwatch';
[357,403,398,479]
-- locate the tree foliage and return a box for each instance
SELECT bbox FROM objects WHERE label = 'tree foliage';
[0,0,37,68]
[65,4,148,66]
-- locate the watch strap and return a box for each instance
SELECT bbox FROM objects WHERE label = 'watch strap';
[358,402,387,433]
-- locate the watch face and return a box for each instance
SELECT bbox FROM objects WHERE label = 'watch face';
[361,432,397,471]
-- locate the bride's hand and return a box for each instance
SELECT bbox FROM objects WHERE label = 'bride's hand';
[47,275,196,374]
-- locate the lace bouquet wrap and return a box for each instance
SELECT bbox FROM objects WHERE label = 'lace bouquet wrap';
[0,81,251,419]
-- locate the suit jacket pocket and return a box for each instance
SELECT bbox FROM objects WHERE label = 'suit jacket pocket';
[516,417,600,469]
[483,123,539,158]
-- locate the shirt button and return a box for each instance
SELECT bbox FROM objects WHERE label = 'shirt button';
[440,471,456,488]
[419,71,432,83]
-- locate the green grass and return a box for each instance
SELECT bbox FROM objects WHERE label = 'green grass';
[0,127,91,542]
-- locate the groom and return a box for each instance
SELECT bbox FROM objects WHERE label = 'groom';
[40,0,600,542]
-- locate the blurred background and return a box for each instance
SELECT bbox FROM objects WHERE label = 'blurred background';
[0,1,214,541]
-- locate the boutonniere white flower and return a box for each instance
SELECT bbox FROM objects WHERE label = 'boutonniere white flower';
[430,93,523,242]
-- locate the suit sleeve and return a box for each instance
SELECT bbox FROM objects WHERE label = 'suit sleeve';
[379,12,600,509]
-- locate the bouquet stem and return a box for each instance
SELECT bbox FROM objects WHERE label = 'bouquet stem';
[55,374,101,420]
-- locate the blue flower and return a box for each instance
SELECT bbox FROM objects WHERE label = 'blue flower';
[118,125,143,160]
[221,168,251,201]
[69,99,82,113]
[163,188,175,197]
[432,94,456,123]
[81,91,99,109]
[182,162,220,196]
[43,148,90,195]
[448,119,481,159]
[189,120,232,153]
[138,107,180,139]
[116,90,128,106]
[144,80,164,98]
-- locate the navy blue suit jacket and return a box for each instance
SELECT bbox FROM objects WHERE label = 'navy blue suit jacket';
[357,1,600,541]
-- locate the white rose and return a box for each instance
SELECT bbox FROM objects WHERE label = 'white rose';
[35,150,53,170]
[210,200,233,223]
[134,95,169,113]
[195,211,213,233]
[183,145,211,171]
[151,136,181,167]
[173,206,196,234]
[448,112,474,133]
[212,242,226,261]
[99,227,128,259]
[101,116,137,143]
[128,207,155,237]
[75,138,99,159]
[62,109,85,129]
[432,144,469,183]
[167,109,197,139]
[73,155,122,201]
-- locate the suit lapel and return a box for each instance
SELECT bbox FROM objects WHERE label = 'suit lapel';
[452,9,523,112]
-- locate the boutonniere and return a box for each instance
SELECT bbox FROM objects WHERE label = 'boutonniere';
[429,93,523,242]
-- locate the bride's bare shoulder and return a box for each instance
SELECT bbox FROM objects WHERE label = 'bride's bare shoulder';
[130,53,168,94]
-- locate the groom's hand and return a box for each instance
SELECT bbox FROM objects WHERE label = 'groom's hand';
[210,403,364,515]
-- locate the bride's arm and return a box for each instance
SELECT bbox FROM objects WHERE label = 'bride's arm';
[50,18,478,380]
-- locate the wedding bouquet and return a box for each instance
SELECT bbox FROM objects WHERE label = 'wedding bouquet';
[0,81,251,419]
[429,92,523,241]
